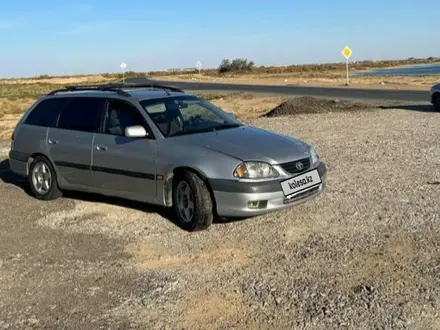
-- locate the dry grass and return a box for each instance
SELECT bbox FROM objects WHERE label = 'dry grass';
[2,75,114,85]
[0,114,22,140]
[0,79,113,139]
[196,92,284,121]
[0,83,63,99]
[0,98,34,140]
[0,98,34,117]
[0,79,116,98]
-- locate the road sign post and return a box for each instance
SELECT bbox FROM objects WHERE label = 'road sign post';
[120,62,127,83]
[196,61,202,74]
[341,46,352,85]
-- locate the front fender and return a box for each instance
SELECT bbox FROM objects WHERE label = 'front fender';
[155,142,243,206]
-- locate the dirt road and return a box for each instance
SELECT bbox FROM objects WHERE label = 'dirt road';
[1,107,440,329]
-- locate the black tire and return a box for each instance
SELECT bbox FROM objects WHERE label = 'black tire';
[434,94,440,112]
[28,155,62,200]
[172,171,214,231]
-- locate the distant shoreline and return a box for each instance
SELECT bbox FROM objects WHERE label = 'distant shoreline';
[358,62,440,71]
[354,63,440,77]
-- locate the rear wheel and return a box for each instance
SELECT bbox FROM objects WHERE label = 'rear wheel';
[434,94,440,112]
[28,156,62,200]
[172,171,214,231]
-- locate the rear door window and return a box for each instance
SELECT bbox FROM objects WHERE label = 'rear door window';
[56,97,105,133]
[23,97,68,127]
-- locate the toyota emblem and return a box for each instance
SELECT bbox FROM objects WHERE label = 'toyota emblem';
[295,161,304,171]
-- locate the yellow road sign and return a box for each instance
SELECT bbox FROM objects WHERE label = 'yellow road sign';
[342,46,352,60]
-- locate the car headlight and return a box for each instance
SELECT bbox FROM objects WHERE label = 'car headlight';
[310,147,320,166]
[233,161,279,179]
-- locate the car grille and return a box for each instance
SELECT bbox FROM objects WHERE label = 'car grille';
[279,157,311,174]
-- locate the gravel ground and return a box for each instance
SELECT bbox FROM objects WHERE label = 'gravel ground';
[0,106,440,329]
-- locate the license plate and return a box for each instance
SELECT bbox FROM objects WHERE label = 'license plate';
[280,169,322,197]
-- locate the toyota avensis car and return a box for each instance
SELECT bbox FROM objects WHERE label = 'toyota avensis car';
[9,83,327,231]
[430,82,440,111]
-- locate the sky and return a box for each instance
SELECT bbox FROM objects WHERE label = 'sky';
[0,0,438,78]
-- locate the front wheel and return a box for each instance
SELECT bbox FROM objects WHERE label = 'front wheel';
[172,171,214,231]
[434,94,440,112]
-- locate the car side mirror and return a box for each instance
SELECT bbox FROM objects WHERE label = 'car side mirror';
[125,125,148,138]
[227,112,237,119]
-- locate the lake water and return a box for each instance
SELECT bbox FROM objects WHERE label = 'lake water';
[355,63,440,76]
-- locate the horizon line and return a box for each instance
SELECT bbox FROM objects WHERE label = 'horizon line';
[1,56,439,80]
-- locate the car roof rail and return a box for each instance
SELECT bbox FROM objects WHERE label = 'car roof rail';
[47,82,185,97]
[104,82,185,94]
[47,85,131,97]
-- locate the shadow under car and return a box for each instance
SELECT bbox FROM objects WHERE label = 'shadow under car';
[0,158,244,229]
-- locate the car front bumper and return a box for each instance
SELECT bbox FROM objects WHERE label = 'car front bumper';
[210,162,327,218]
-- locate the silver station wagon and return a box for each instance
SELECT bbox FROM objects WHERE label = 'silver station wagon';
[430,82,440,111]
[9,83,327,231]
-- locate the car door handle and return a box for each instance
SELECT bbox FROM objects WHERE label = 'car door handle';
[48,139,58,145]
[96,145,107,151]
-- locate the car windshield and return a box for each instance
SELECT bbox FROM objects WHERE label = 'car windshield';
[140,95,242,137]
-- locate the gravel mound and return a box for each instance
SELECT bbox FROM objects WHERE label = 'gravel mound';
[263,96,373,117]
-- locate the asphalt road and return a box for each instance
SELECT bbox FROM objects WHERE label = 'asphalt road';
[153,80,429,102]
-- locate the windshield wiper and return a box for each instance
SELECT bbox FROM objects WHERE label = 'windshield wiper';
[167,123,241,138]
[212,123,242,131]
[167,127,216,137]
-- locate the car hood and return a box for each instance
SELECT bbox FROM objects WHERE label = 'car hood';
[177,125,311,164]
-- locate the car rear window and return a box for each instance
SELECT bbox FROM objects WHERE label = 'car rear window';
[23,97,68,127]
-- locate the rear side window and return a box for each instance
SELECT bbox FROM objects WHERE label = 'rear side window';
[24,98,68,127]
[57,97,104,132]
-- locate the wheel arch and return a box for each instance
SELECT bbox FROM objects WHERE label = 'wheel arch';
[163,166,218,214]
[28,152,61,182]
[27,152,63,200]
[28,152,54,168]
[432,92,440,111]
